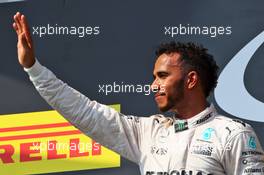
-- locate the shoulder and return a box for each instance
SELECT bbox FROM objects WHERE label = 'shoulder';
[213,115,253,133]
[208,114,256,145]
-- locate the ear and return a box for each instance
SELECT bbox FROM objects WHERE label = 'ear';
[186,71,198,89]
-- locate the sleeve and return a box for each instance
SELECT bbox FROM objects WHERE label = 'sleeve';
[24,59,143,163]
[222,129,264,175]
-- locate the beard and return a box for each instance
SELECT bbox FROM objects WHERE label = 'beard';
[158,77,185,112]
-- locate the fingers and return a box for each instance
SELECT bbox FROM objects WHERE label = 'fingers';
[13,12,33,48]
[13,22,19,35]
[21,15,29,33]
[13,12,22,34]
[21,14,33,47]
[18,33,29,49]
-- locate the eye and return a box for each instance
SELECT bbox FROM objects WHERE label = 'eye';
[157,72,169,79]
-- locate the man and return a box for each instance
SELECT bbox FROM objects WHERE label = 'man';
[13,12,264,175]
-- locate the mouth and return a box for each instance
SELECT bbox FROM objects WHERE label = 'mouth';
[155,92,166,100]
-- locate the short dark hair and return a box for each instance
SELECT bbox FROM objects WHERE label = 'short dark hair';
[155,41,219,97]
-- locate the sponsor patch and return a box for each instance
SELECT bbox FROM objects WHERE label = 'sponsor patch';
[202,128,214,141]
[242,157,264,165]
[242,150,263,157]
[145,169,213,175]
[150,146,168,156]
[244,167,264,173]
[248,136,257,149]
[191,145,214,157]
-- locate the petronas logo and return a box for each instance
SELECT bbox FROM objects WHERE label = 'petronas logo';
[174,121,188,133]
[178,121,185,130]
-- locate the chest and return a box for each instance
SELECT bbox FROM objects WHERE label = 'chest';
[140,126,225,175]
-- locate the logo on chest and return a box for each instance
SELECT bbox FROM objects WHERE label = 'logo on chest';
[150,145,168,156]
[191,145,214,157]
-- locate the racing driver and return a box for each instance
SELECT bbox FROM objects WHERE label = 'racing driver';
[13,12,264,175]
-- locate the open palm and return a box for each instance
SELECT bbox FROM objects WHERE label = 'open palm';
[13,12,35,68]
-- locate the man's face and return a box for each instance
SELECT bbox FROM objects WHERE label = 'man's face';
[151,53,186,112]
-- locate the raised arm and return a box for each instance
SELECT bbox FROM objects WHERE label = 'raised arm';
[13,12,143,164]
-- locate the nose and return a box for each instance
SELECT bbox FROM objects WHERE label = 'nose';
[151,79,160,93]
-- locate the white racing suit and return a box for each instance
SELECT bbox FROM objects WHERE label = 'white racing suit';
[24,60,264,175]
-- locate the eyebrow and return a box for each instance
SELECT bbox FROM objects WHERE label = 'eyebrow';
[153,71,169,79]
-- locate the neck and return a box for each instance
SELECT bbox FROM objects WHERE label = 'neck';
[173,98,207,119]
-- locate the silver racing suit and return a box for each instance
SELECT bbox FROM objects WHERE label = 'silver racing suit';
[24,60,264,175]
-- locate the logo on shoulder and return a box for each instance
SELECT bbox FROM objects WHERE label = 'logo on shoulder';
[232,119,246,127]
[202,128,214,141]
[248,136,257,149]
[242,157,264,165]
[242,150,263,157]
[244,167,264,174]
